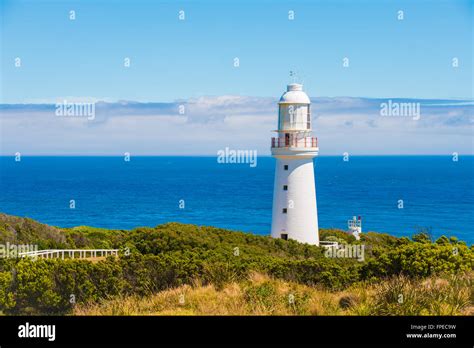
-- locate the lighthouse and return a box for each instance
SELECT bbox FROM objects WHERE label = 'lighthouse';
[348,216,362,240]
[270,83,319,245]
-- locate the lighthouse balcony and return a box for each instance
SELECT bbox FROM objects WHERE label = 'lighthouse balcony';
[271,137,318,149]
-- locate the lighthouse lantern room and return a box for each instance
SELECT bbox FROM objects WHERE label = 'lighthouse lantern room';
[270,83,319,245]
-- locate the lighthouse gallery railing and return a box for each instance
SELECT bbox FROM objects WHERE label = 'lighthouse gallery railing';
[271,137,318,148]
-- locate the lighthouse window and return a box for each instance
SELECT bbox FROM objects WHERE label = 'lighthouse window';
[283,185,288,191]
[282,208,287,214]
[284,165,288,170]
[280,233,288,240]
[307,108,311,129]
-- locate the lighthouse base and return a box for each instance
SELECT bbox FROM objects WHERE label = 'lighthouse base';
[271,156,319,245]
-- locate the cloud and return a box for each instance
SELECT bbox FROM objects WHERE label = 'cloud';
[0,96,472,155]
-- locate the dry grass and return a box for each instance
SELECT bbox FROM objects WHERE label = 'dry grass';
[73,271,473,316]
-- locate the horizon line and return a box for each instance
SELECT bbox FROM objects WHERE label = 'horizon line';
[1,154,472,158]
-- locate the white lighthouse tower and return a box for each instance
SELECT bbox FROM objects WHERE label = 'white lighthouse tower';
[271,83,319,245]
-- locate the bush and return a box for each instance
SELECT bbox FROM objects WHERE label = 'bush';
[0,214,472,315]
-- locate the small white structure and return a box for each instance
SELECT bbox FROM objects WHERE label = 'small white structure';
[348,216,362,240]
[270,83,319,245]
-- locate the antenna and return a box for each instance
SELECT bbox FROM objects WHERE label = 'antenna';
[289,70,297,84]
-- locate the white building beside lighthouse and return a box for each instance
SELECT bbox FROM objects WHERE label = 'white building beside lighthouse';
[270,83,319,245]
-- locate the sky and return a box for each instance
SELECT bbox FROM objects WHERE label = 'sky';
[0,0,473,155]
[1,0,472,101]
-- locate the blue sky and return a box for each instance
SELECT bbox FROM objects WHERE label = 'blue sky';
[1,0,472,102]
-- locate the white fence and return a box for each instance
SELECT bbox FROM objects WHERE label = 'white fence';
[319,241,339,249]
[18,249,119,259]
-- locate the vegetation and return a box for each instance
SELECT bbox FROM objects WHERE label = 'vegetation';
[73,272,473,316]
[0,213,472,315]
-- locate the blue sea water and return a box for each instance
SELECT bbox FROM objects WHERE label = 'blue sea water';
[0,156,472,243]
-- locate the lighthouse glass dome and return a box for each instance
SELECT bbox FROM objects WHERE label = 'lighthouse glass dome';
[278,83,311,131]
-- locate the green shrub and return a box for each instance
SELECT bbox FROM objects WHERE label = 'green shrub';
[0,214,472,315]
[244,281,278,314]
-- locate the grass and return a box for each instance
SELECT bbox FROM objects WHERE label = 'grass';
[371,273,473,315]
[73,271,473,316]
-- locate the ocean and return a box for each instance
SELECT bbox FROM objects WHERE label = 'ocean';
[0,156,472,243]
